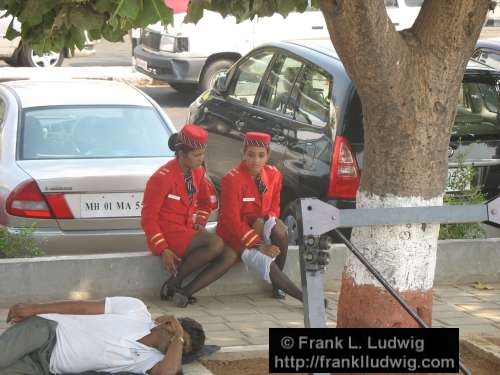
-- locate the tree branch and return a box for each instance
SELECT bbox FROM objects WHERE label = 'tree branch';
[319,0,405,99]
[412,0,490,64]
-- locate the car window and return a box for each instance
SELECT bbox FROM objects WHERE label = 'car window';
[453,80,500,140]
[385,0,398,7]
[258,54,303,112]
[228,50,274,105]
[20,106,174,160]
[472,49,500,70]
[286,63,332,127]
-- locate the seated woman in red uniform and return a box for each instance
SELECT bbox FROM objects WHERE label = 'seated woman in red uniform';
[217,132,302,301]
[141,124,237,307]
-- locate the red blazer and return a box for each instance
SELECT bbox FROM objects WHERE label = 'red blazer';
[217,162,282,253]
[141,158,217,256]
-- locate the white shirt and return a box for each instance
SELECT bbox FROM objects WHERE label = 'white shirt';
[39,297,164,374]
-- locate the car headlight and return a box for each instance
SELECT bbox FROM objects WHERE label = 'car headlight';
[159,35,175,52]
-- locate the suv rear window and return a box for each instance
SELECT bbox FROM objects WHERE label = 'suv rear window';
[453,80,500,140]
[20,106,173,160]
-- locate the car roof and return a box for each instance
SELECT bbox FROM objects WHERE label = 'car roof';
[0,79,152,108]
[475,39,500,51]
[263,39,498,74]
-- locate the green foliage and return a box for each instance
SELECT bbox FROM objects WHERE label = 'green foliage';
[0,0,173,53]
[439,153,487,240]
[0,0,315,53]
[0,224,44,258]
[185,0,313,23]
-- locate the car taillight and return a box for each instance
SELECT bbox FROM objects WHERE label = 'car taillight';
[327,136,360,200]
[6,180,74,219]
[45,194,74,219]
[6,180,52,218]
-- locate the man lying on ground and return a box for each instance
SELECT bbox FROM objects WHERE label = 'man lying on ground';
[0,296,205,375]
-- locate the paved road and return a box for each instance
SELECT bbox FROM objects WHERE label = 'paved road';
[141,86,198,130]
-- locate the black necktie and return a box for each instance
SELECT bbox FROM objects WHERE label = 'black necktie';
[184,171,196,196]
[255,174,267,194]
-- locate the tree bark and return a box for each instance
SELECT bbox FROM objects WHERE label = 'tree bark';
[318,0,488,371]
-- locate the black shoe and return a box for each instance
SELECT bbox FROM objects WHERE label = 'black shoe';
[173,291,190,308]
[160,281,176,301]
[272,288,286,300]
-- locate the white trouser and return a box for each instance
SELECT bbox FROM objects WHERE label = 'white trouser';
[241,217,279,283]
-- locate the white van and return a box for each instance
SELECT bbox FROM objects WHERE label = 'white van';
[134,0,422,92]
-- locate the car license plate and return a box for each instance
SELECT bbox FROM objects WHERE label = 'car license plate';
[135,58,148,71]
[80,193,144,218]
[446,168,471,192]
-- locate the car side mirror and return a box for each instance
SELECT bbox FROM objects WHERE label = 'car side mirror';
[213,72,227,93]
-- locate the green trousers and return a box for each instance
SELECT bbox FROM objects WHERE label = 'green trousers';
[0,316,57,375]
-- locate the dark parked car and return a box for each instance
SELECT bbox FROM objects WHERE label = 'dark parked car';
[188,40,500,243]
[472,39,500,70]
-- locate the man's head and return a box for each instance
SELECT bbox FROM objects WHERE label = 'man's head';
[179,317,205,354]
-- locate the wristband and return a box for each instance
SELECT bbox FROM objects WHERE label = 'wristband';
[170,335,185,344]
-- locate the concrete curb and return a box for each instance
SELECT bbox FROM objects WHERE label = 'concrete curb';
[1,238,499,305]
[0,66,153,87]
[461,336,500,366]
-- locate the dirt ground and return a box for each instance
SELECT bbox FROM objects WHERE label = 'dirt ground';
[202,343,499,375]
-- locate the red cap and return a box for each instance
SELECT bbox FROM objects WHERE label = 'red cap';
[177,124,208,149]
[243,132,271,148]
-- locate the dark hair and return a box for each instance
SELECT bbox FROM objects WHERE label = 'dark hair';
[179,317,205,353]
[168,133,194,156]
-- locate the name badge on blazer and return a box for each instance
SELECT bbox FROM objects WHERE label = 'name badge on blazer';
[242,197,256,202]
[167,194,181,201]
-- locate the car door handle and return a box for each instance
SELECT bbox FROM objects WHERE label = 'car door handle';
[248,114,266,121]
[312,26,324,30]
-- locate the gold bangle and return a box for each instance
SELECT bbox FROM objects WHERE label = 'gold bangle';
[170,335,185,344]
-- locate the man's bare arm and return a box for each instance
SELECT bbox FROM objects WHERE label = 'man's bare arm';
[7,300,105,323]
[148,316,184,375]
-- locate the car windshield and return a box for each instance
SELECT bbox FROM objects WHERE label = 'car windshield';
[20,106,174,160]
[453,80,500,140]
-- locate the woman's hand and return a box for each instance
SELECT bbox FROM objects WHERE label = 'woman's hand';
[161,249,181,275]
[7,303,36,324]
[193,223,206,232]
[258,244,280,258]
[252,218,265,236]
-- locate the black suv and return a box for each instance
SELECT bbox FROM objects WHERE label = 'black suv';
[189,40,500,243]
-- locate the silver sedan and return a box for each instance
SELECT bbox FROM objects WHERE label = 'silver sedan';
[0,79,176,255]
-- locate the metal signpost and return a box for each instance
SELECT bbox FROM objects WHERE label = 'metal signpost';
[297,195,500,375]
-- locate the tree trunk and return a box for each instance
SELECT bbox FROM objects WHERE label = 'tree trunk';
[319,0,489,357]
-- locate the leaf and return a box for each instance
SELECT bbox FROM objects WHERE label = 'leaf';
[117,0,142,19]
[135,0,160,28]
[151,0,173,26]
[95,0,119,13]
[472,281,494,290]
[18,0,53,26]
[185,0,207,23]
[5,17,20,40]
[53,6,70,29]
[102,24,125,42]
[69,7,105,31]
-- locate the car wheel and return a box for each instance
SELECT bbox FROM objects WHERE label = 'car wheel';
[168,82,198,93]
[200,59,234,92]
[282,200,301,246]
[19,45,64,67]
